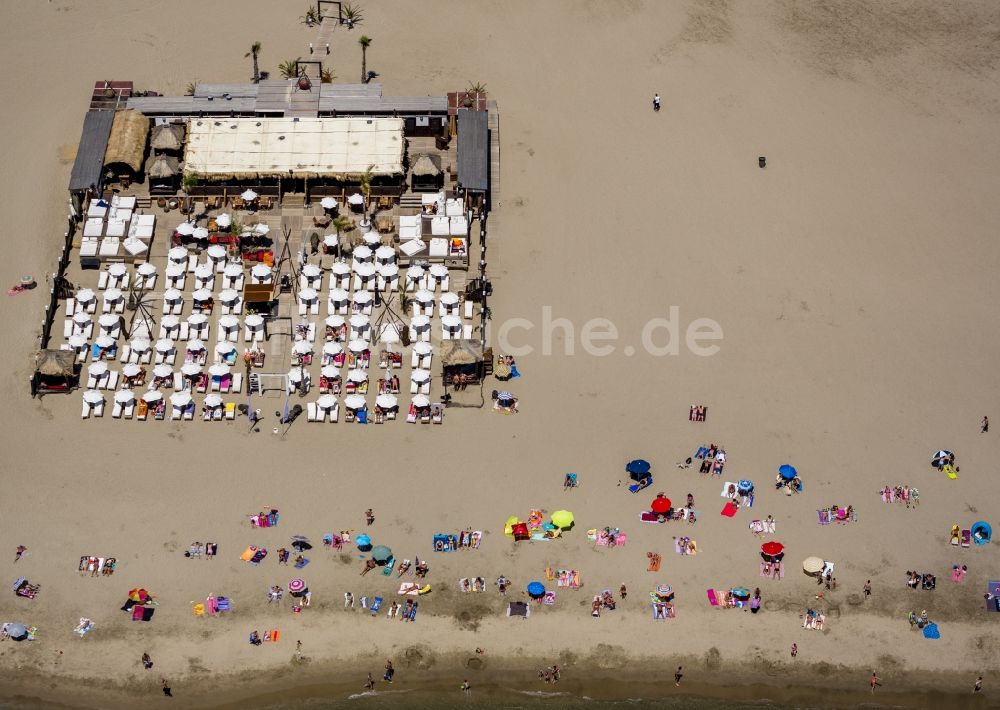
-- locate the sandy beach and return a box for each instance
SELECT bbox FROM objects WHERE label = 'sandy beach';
[1,1,1000,707]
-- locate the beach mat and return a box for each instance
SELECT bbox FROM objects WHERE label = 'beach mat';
[721,502,738,518]
[988,582,1000,612]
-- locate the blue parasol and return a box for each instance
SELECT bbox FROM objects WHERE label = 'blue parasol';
[778,464,797,481]
[972,521,992,545]
[527,581,545,598]
[738,479,754,494]
[355,534,372,551]
[626,459,651,475]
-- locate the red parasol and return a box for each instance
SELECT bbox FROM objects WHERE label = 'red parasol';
[761,542,784,556]
[651,496,672,514]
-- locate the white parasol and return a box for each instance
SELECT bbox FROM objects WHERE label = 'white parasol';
[175,222,195,236]
[208,363,230,377]
[115,389,136,404]
[411,368,431,383]
[412,394,430,407]
[241,189,258,201]
[325,314,346,328]
[141,390,162,403]
[219,288,239,304]
[99,313,120,328]
[347,369,368,383]
[153,363,173,378]
[107,263,128,278]
[344,394,366,409]
[376,394,398,409]
[122,363,141,377]
[170,391,192,406]
[320,196,337,209]
[215,213,232,228]
[76,288,95,303]
[185,339,205,352]
[323,341,343,355]
[88,361,108,376]
[181,362,202,376]
[348,339,369,353]
[203,393,223,408]
[83,390,104,405]
[317,393,337,408]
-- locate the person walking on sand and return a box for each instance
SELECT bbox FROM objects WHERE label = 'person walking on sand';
[461,679,470,692]
[161,679,172,697]
[365,672,375,690]
[983,416,989,433]
[14,546,26,563]
[674,666,683,686]
[365,508,375,526]
[863,580,871,598]
[383,660,394,682]
[975,676,983,693]
[142,652,153,669]
[653,94,661,112]
[619,584,627,600]
[790,643,797,658]
[870,672,880,693]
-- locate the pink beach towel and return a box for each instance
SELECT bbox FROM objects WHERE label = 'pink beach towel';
[615,533,628,547]
[706,589,719,606]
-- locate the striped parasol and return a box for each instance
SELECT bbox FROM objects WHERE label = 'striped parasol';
[288,578,306,594]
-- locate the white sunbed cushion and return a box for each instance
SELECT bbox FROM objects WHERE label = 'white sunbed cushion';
[428,238,448,258]
[400,239,426,258]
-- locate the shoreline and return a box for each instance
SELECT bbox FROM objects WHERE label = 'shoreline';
[0,652,989,709]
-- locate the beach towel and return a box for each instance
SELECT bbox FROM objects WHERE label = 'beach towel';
[988,582,1000,612]
[528,510,543,529]
[615,533,628,547]
[652,602,669,619]
[951,567,965,583]
[370,597,383,614]
[471,531,482,548]
[764,519,776,534]
[250,548,268,565]
[507,602,529,618]
[721,502,738,518]
[923,622,940,639]
[942,464,958,480]
[647,553,661,572]
[240,547,257,562]
[706,589,719,606]
[721,482,738,498]
[962,530,972,548]
[748,520,764,536]
[817,509,831,525]
[639,511,659,523]
[543,591,556,605]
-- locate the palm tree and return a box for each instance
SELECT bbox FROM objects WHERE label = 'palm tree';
[359,164,374,214]
[330,215,352,259]
[468,81,487,94]
[278,59,301,80]
[342,3,363,28]
[245,41,262,84]
[321,67,335,84]
[358,35,372,83]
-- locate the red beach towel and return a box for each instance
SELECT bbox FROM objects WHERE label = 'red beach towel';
[721,502,738,517]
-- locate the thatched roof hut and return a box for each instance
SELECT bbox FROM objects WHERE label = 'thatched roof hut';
[149,123,185,152]
[146,153,180,179]
[35,349,75,377]
[104,109,149,174]
[411,154,441,177]
[440,340,483,366]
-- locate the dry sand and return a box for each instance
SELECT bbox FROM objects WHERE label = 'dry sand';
[1,0,1000,706]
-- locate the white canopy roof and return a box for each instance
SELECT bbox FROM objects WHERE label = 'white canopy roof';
[183,117,405,179]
